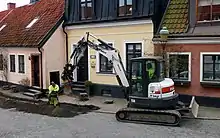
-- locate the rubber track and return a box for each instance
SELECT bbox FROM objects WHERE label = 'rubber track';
[115,107,181,126]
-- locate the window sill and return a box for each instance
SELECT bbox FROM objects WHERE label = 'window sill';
[18,71,25,74]
[96,72,115,76]
[173,80,191,87]
[200,81,220,88]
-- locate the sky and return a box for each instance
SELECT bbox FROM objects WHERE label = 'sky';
[0,0,30,12]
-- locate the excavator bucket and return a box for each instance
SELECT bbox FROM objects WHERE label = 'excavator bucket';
[182,96,199,118]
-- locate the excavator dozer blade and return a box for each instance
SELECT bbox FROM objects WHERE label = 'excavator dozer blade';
[181,96,199,118]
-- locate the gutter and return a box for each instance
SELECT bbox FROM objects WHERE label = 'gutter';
[38,47,43,92]
[62,25,68,63]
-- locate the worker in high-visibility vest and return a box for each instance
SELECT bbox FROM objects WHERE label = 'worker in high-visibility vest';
[146,63,155,80]
[48,81,60,106]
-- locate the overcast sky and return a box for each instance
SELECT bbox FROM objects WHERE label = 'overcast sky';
[0,0,30,12]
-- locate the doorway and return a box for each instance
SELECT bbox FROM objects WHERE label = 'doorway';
[77,47,88,82]
[31,55,40,87]
[50,71,60,86]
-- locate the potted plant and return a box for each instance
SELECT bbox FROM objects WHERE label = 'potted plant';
[85,80,93,96]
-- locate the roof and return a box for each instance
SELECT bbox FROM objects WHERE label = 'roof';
[0,0,64,48]
[157,0,189,35]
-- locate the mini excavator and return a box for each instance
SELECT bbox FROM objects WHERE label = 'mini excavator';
[61,32,199,126]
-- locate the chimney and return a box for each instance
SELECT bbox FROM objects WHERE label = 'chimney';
[30,0,39,4]
[7,3,16,10]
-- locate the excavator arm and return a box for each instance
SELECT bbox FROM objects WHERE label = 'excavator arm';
[61,32,129,88]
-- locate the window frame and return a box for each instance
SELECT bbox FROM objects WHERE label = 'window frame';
[124,41,144,73]
[18,54,25,74]
[80,0,93,20]
[96,42,115,74]
[167,52,192,82]
[118,0,133,17]
[9,54,15,72]
[200,52,220,83]
[196,0,220,23]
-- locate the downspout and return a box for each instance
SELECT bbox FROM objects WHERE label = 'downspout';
[63,26,68,63]
[38,47,43,92]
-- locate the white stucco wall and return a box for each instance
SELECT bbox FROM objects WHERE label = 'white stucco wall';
[42,23,66,88]
[0,23,65,89]
[0,48,39,85]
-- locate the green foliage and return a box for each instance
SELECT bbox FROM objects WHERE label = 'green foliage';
[85,80,93,87]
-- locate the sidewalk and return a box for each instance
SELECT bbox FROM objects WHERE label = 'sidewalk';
[1,89,220,119]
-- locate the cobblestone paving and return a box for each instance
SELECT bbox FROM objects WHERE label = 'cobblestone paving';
[0,108,220,138]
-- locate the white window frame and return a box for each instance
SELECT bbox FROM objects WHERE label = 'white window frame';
[96,41,115,75]
[200,52,220,83]
[0,24,6,31]
[17,54,26,74]
[167,52,192,81]
[123,40,144,71]
[9,54,16,73]
[26,17,39,28]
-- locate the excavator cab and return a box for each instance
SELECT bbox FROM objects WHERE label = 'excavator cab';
[128,56,164,98]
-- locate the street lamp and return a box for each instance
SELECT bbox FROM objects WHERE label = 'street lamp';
[159,27,169,77]
[159,26,169,43]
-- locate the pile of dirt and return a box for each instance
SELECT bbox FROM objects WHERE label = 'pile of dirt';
[0,96,100,118]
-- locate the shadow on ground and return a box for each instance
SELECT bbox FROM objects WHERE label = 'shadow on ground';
[0,96,100,118]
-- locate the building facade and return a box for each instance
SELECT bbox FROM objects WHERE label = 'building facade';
[64,0,167,98]
[0,0,65,92]
[153,0,220,102]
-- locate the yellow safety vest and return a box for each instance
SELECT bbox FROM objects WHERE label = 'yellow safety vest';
[148,68,154,79]
[48,84,59,94]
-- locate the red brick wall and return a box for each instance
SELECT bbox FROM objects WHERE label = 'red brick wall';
[154,43,220,98]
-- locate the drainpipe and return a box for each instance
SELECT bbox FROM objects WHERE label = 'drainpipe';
[63,26,68,63]
[38,47,43,92]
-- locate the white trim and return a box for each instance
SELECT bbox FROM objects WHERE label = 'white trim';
[153,39,220,44]
[8,53,16,73]
[88,47,91,81]
[96,41,115,75]
[167,52,192,81]
[17,54,26,74]
[66,19,152,30]
[69,31,153,37]
[200,52,220,83]
[123,40,144,71]
[71,44,77,82]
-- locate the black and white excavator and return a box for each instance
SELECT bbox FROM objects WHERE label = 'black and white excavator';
[61,32,199,126]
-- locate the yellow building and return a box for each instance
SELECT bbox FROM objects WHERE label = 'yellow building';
[63,0,163,98]
[65,20,154,97]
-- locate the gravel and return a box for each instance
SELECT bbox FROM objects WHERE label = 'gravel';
[0,108,220,138]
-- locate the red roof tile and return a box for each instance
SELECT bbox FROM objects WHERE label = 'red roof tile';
[0,0,64,47]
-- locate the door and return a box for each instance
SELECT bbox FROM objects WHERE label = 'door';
[31,55,40,87]
[77,47,88,82]
[50,71,60,86]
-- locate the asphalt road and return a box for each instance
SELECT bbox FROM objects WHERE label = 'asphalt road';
[0,108,220,138]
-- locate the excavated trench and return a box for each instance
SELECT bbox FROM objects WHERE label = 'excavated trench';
[0,96,100,118]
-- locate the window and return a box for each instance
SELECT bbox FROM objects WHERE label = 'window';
[0,24,6,31]
[202,55,220,81]
[26,17,39,28]
[168,54,190,81]
[80,0,92,20]
[99,43,113,73]
[0,54,3,70]
[126,43,142,73]
[118,0,132,16]
[18,55,25,73]
[197,0,220,22]
[9,55,15,72]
